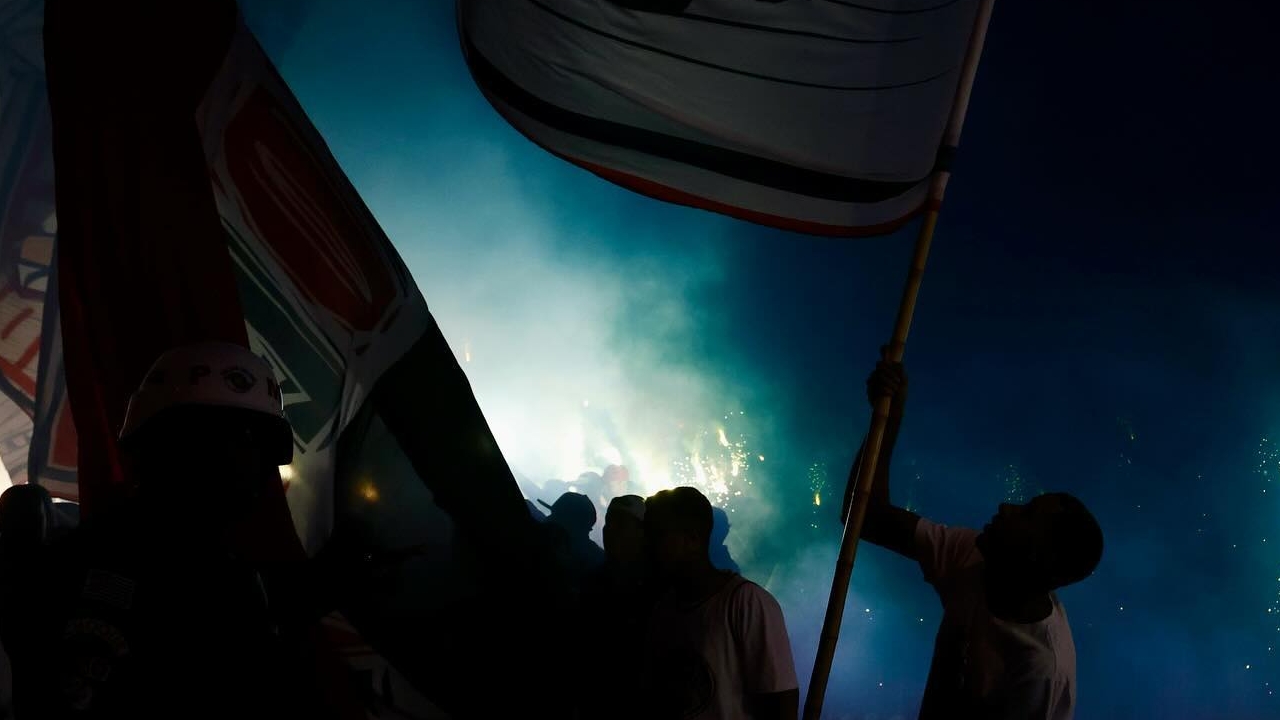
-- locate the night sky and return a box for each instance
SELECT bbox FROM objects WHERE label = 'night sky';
[240,1,1278,717]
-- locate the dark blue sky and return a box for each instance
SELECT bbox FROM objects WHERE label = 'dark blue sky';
[241,1,1279,717]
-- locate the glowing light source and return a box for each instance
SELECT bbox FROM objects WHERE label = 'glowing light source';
[487,398,764,516]
[359,479,380,503]
[279,465,296,482]
[813,492,821,507]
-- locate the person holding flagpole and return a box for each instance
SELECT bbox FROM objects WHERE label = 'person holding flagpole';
[850,351,1103,719]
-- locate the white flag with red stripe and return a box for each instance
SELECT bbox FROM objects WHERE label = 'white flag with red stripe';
[458,0,984,236]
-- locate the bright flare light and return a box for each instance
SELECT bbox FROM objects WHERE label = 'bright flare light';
[481,391,763,513]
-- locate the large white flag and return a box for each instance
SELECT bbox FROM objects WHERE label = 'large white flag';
[459,0,984,236]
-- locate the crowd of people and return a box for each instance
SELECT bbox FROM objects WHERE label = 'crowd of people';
[515,351,1104,720]
[522,482,798,720]
[0,342,1104,719]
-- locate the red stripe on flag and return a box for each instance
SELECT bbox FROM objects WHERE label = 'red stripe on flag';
[50,396,78,472]
[574,158,923,239]
[487,105,925,239]
[0,307,33,339]
[0,339,38,397]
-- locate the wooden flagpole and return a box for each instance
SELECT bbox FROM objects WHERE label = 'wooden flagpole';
[802,1,997,717]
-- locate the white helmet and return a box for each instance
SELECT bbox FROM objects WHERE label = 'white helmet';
[119,342,292,463]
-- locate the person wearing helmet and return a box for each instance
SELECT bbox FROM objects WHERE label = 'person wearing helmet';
[37,342,334,718]
[114,341,294,530]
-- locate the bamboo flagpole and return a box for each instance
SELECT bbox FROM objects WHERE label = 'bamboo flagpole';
[802,1,997,717]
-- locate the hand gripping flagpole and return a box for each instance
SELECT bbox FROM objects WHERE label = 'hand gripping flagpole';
[802,2,996,718]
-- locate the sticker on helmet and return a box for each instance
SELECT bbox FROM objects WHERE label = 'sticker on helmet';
[222,367,258,394]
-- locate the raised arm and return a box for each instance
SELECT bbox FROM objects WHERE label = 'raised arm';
[843,352,920,559]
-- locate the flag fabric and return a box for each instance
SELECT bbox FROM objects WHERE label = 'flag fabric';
[458,0,985,236]
[0,0,70,493]
[6,0,569,714]
[2,0,527,551]
[196,17,435,553]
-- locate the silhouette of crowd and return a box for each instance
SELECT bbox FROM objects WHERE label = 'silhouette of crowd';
[0,341,805,720]
[0,344,1111,720]
[522,474,796,719]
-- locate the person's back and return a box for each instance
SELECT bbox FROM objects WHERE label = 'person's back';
[646,573,795,720]
[642,487,797,720]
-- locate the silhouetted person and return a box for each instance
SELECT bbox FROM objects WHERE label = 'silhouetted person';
[708,506,740,573]
[581,495,656,720]
[38,342,336,718]
[644,487,798,720]
[573,472,602,498]
[854,353,1103,720]
[0,483,60,717]
[541,491,606,584]
[596,495,647,586]
[0,484,57,550]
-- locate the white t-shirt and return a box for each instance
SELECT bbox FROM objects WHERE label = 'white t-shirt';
[645,573,798,719]
[915,519,1077,720]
